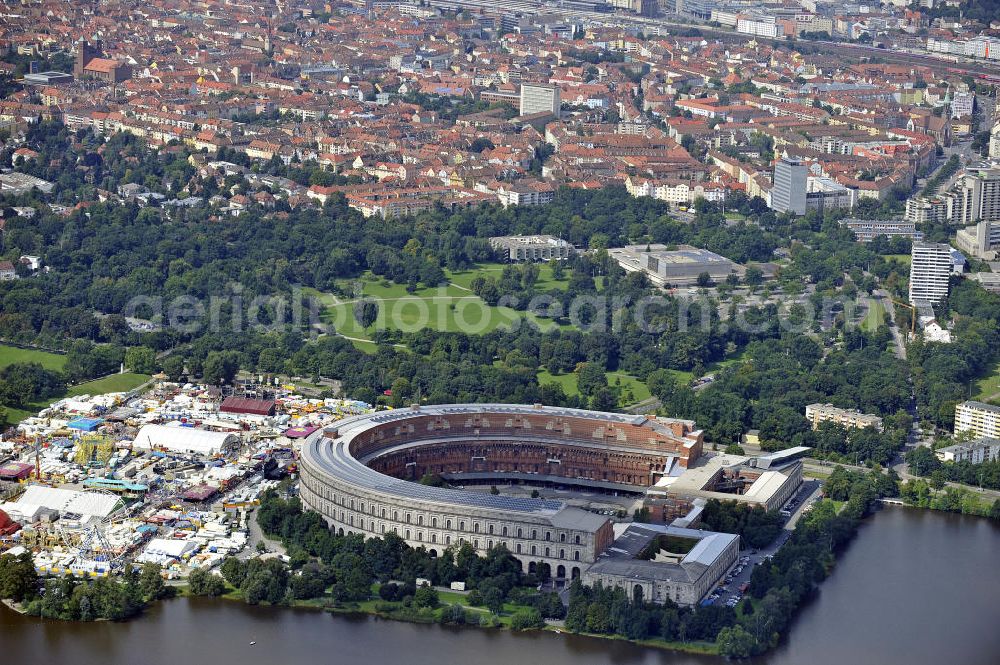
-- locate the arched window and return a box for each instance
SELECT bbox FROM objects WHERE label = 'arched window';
[516,543,521,554]
[575,535,580,545]
[545,531,551,541]
[574,551,580,561]
[405,529,411,539]
[418,515,423,526]
[517,528,523,538]
[502,526,508,537]
[559,549,565,559]
[432,517,437,528]
[474,522,480,533]
[531,545,537,555]
[560,533,566,543]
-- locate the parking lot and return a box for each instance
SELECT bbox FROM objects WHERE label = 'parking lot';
[704,480,823,608]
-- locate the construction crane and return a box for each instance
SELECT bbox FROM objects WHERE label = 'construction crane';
[890,299,916,333]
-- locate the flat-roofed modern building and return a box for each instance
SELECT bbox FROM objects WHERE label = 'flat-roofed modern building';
[954,401,1000,440]
[805,403,883,431]
[583,523,739,606]
[955,220,1000,260]
[609,244,740,287]
[935,437,1000,464]
[490,235,574,262]
[520,82,560,118]
[841,218,922,242]
[298,404,704,581]
[771,157,807,216]
[644,452,804,522]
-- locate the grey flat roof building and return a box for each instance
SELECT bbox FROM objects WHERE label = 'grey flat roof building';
[609,244,740,287]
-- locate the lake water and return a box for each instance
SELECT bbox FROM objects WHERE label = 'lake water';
[3,507,998,665]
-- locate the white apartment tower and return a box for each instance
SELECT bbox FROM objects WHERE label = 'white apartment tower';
[908,241,953,306]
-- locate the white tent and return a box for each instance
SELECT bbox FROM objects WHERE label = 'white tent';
[134,424,238,456]
[136,537,200,564]
[7,485,121,522]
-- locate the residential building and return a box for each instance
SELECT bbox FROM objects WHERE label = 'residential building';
[934,437,1000,465]
[496,181,556,208]
[771,157,808,216]
[954,401,1000,440]
[908,241,952,306]
[905,197,949,224]
[806,176,856,213]
[805,404,883,431]
[520,83,560,118]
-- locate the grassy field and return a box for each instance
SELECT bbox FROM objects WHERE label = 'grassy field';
[3,373,150,425]
[973,359,1000,401]
[318,267,574,344]
[536,369,651,406]
[860,298,886,332]
[884,254,911,266]
[447,261,571,292]
[68,373,150,396]
[0,344,67,371]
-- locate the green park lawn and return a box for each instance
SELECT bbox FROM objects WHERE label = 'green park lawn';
[67,372,150,396]
[973,360,1000,401]
[860,298,886,333]
[446,261,571,292]
[885,254,911,266]
[317,266,574,346]
[0,344,67,371]
[536,369,651,406]
[3,373,150,425]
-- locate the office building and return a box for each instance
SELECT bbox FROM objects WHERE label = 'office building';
[954,401,1000,440]
[805,404,883,431]
[609,244,741,287]
[771,157,807,216]
[908,241,952,305]
[519,83,560,118]
[934,437,1000,465]
[490,235,574,262]
[841,219,922,242]
[645,450,805,520]
[955,220,1000,260]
